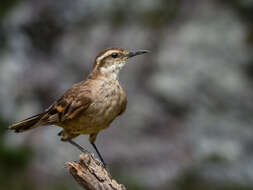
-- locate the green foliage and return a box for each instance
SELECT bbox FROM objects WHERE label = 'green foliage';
[108,0,181,28]
[0,145,33,174]
[139,0,181,28]
[0,117,33,190]
[111,168,147,190]
[0,144,74,190]
[0,117,74,190]
[174,153,253,190]
[0,0,19,20]
[175,170,253,190]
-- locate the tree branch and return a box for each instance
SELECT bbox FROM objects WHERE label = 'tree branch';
[66,153,127,190]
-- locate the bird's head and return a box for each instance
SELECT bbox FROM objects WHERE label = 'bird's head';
[91,47,149,80]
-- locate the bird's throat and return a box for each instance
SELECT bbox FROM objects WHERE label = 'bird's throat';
[99,62,125,80]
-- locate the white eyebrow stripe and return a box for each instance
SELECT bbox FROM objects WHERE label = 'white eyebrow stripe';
[96,50,118,63]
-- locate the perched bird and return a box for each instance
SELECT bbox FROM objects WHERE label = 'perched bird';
[9,47,149,167]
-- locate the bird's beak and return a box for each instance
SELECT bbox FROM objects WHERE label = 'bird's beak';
[127,50,150,58]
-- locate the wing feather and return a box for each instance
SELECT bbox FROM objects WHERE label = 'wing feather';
[41,82,92,124]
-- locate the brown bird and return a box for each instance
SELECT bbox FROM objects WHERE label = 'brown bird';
[9,47,149,167]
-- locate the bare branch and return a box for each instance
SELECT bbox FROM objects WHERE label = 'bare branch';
[66,153,127,190]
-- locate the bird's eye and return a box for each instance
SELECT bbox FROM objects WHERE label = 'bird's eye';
[111,53,118,58]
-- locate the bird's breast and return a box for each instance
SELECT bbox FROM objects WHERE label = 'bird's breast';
[75,80,126,130]
[90,81,126,123]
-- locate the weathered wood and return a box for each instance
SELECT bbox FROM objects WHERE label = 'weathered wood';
[66,153,127,190]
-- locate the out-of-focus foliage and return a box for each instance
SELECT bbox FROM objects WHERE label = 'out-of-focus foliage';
[1,0,253,190]
[174,154,253,190]
[0,118,75,190]
[0,117,33,190]
[0,0,19,20]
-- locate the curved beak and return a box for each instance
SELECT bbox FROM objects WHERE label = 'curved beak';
[127,50,150,58]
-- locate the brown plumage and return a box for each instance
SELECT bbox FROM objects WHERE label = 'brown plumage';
[9,47,149,166]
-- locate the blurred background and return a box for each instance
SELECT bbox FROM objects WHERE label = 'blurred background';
[1,0,253,189]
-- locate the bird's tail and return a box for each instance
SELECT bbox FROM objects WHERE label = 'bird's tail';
[9,113,45,133]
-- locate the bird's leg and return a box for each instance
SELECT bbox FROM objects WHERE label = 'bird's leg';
[59,130,89,154]
[89,133,107,168]
[91,142,106,168]
[67,139,90,154]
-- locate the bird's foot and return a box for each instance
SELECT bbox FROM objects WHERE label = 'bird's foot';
[67,139,109,173]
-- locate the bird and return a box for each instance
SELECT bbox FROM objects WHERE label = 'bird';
[9,47,149,167]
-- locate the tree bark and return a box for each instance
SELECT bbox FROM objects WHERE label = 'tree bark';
[66,153,127,190]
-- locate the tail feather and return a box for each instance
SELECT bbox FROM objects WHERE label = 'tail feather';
[9,113,45,133]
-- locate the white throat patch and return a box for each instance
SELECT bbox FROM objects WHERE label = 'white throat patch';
[100,61,126,80]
